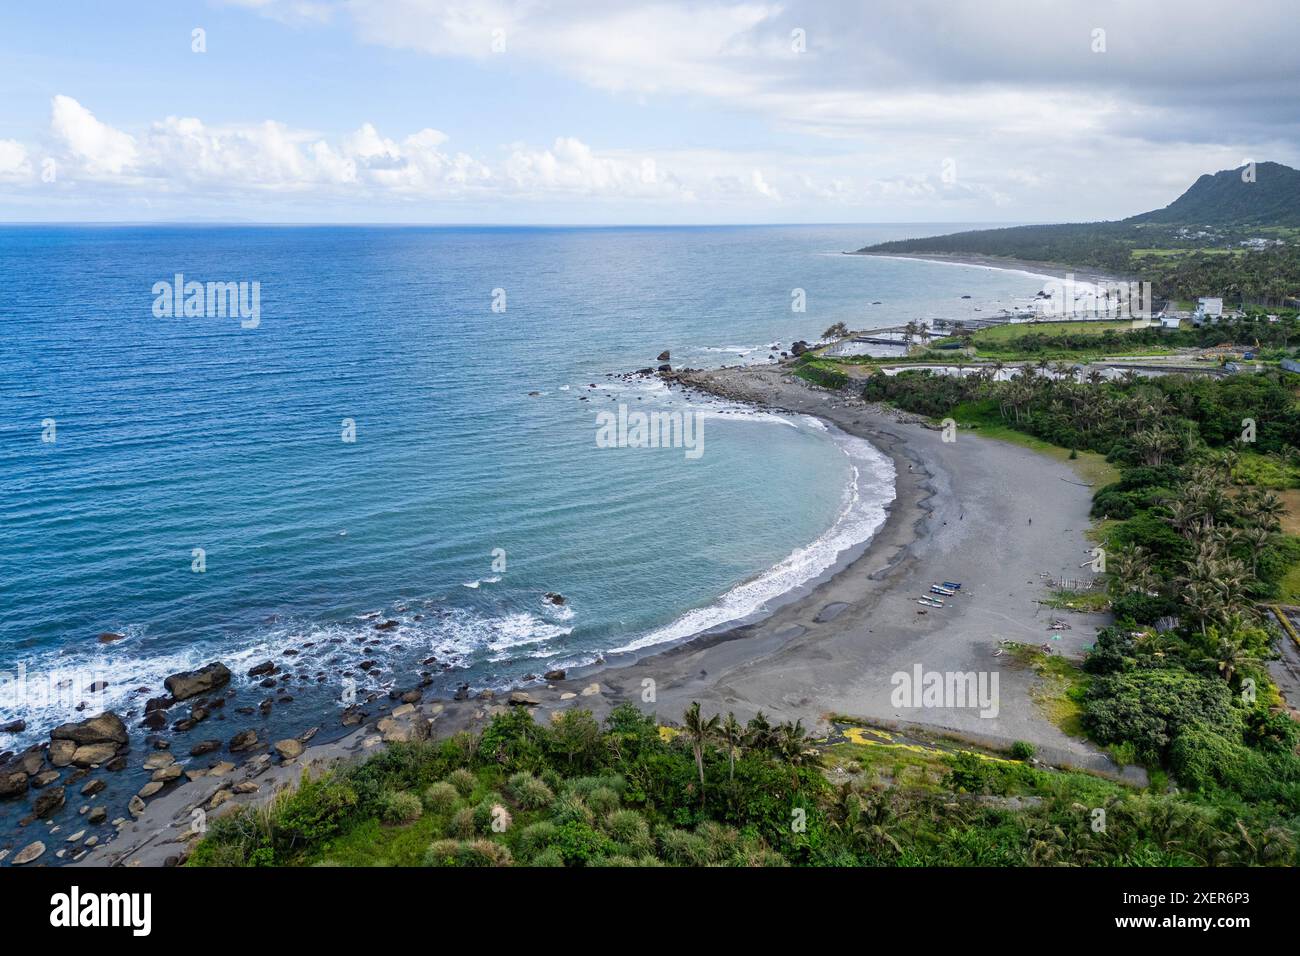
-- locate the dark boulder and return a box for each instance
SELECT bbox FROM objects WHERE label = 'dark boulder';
[50,712,127,746]
[164,662,231,701]
[33,785,65,818]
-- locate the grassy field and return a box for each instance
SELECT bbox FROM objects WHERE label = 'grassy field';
[965,319,1135,344]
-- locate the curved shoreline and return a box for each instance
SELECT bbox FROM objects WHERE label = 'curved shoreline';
[849,249,1130,285]
[68,362,1146,868]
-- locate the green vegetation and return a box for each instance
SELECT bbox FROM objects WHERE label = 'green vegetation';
[858,162,1300,305]
[190,701,1299,867]
[864,364,1300,826]
[792,356,850,390]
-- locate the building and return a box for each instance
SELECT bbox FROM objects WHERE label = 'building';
[1193,297,1224,326]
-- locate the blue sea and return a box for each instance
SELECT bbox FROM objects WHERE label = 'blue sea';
[0,224,1048,748]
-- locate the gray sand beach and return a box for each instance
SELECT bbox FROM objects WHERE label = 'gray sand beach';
[76,362,1142,867]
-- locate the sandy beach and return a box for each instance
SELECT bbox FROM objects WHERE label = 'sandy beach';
[77,361,1146,867]
[852,250,1128,286]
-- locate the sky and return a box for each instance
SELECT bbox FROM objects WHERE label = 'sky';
[0,0,1297,224]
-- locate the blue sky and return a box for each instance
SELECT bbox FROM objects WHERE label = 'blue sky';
[1,0,1297,224]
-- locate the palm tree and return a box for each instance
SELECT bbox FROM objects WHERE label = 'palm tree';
[1108,544,1157,597]
[717,712,743,783]
[682,702,720,799]
[1241,526,1273,576]
[744,710,776,751]
[774,719,819,790]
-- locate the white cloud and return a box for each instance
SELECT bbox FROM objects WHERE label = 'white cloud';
[0,140,31,180]
[51,95,138,175]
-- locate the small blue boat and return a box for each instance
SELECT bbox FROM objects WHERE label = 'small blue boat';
[941,581,962,590]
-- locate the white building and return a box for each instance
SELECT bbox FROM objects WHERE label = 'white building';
[1193,297,1224,326]
[1196,297,1223,317]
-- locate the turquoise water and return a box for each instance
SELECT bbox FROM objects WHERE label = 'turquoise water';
[0,224,1047,744]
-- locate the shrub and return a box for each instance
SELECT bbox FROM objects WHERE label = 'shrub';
[565,774,626,798]
[457,839,513,867]
[1010,741,1036,761]
[423,781,460,815]
[602,809,653,854]
[446,768,476,797]
[422,839,513,867]
[585,785,620,815]
[422,839,462,867]
[1084,670,1242,761]
[528,845,565,867]
[447,806,476,839]
[943,753,993,794]
[377,789,423,825]
[656,826,711,866]
[695,821,740,862]
[506,772,555,810]
[471,795,510,835]
[276,776,359,848]
[518,821,559,858]
[550,821,613,866]
[551,792,595,827]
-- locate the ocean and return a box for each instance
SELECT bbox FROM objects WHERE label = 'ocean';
[0,223,1048,753]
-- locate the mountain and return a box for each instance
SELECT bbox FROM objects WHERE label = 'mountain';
[1126,162,1300,227]
[853,163,1300,304]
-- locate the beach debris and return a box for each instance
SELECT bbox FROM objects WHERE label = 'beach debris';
[164,662,232,701]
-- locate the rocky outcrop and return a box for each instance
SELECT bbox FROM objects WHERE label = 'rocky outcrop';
[228,730,258,753]
[543,669,566,681]
[190,739,221,757]
[33,785,65,817]
[49,739,77,767]
[657,350,671,361]
[508,691,541,706]
[0,769,28,798]
[50,712,127,746]
[791,340,811,356]
[71,742,118,767]
[274,739,304,760]
[164,662,231,701]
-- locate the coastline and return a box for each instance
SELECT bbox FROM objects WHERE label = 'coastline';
[65,362,1144,868]
[850,249,1128,286]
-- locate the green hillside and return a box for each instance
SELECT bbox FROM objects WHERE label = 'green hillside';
[856,163,1300,304]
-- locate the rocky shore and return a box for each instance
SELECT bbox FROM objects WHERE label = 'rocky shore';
[2,358,1140,867]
